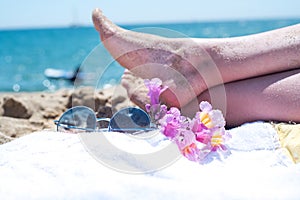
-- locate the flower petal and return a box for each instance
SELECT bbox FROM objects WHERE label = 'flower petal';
[199,101,212,112]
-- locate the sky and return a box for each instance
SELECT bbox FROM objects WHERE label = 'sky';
[1,0,300,29]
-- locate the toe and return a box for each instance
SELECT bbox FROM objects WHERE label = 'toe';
[92,8,103,32]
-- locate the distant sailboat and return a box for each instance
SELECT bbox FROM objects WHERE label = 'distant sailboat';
[69,3,80,28]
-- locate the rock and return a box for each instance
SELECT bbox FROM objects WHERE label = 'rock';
[0,131,13,144]
[67,87,107,110]
[2,97,32,119]
[95,106,112,128]
[0,99,3,116]
[0,116,41,139]
[96,106,113,118]
[41,107,61,118]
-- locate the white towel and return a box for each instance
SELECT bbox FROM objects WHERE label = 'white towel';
[0,122,299,200]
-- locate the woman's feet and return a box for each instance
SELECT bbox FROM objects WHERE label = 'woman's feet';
[121,70,149,109]
[92,8,300,125]
[92,8,222,108]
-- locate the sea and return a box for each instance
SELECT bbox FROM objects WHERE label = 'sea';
[1,18,300,92]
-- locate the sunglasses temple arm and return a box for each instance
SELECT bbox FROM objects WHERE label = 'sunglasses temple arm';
[109,127,158,134]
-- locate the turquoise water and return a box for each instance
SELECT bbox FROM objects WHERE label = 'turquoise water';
[1,18,300,92]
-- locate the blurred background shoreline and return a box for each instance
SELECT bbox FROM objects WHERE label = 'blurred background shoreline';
[2,0,300,92]
[1,18,300,93]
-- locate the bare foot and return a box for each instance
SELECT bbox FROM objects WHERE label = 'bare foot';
[92,8,221,108]
[121,70,149,109]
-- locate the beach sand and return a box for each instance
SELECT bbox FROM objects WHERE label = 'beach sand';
[0,85,135,144]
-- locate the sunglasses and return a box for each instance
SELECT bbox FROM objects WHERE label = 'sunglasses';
[54,106,156,134]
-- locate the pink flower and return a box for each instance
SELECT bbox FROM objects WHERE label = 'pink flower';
[182,143,200,162]
[175,129,195,149]
[159,107,182,139]
[144,78,231,163]
[198,101,226,128]
[210,127,231,151]
[161,120,180,139]
[154,105,167,121]
[144,78,167,105]
[191,116,212,144]
[175,130,200,162]
[199,101,212,112]
[195,131,212,145]
[144,79,168,123]
[146,104,167,122]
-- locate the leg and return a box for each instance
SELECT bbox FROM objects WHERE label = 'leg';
[92,8,300,108]
[122,69,300,126]
[194,69,300,127]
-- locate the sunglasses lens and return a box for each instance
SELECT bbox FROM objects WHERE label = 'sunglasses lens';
[109,107,151,132]
[57,106,96,133]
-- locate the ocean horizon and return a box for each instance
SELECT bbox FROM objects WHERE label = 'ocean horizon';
[1,18,300,92]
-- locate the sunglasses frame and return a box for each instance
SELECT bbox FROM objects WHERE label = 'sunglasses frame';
[54,106,157,133]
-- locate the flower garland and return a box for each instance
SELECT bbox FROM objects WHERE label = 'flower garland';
[144,78,231,162]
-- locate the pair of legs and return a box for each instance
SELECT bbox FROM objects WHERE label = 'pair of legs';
[92,8,300,127]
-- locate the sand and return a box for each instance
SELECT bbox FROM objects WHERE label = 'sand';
[0,85,135,144]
